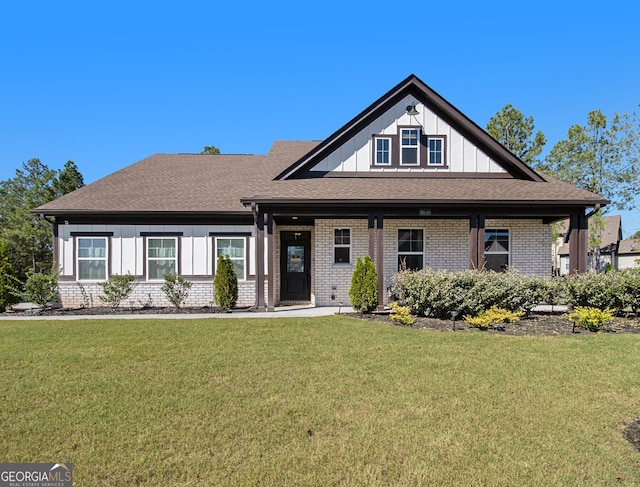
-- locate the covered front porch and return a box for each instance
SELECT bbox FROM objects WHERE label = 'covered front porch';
[248,202,590,312]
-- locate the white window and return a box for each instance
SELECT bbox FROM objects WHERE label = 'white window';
[374,137,391,165]
[400,128,420,165]
[428,137,445,165]
[215,237,246,280]
[398,229,424,270]
[484,229,510,272]
[334,228,351,264]
[77,237,108,281]
[147,237,177,280]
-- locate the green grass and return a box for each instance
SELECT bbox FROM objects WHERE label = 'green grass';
[1,316,639,486]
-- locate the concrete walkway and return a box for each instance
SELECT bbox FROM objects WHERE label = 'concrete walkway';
[0,304,358,321]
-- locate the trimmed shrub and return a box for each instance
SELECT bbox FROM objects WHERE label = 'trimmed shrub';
[392,268,547,319]
[389,301,415,326]
[349,255,378,313]
[563,269,640,313]
[567,306,613,332]
[99,274,138,309]
[162,274,192,309]
[464,306,524,330]
[214,255,238,310]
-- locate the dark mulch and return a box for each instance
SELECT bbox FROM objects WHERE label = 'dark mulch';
[5,305,235,316]
[350,311,640,336]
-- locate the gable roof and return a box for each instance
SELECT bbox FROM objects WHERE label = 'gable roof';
[35,76,609,219]
[276,74,544,182]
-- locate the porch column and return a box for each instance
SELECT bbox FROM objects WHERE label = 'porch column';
[569,212,588,273]
[376,212,385,311]
[266,212,275,311]
[255,209,266,312]
[469,214,485,270]
[368,213,375,261]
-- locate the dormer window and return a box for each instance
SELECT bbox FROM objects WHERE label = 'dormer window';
[400,128,420,165]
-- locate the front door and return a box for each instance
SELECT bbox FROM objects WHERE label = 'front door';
[280,231,311,301]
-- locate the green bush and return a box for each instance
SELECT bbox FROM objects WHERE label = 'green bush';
[562,269,640,313]
[349,255,378,313]
[162,274,192,309]
[464,306,524,330]
[392,269,546,319]
[214,255,238,310]
[389,301,415,326]
[99,274,138,309]
[10,269,59,309]
[567,306,613,332]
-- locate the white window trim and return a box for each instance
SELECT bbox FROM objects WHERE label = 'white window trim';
[76,237,108,282]
[427,136,445,166]
[374,137,392,166]
[146,236,178,281]
[400,128,420,166]
[397,228,425,270]
[484,228,511,270]
[215,236,247,281]
[333,227,352,265]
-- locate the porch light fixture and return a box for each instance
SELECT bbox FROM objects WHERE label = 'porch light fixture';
[406,104,419,116]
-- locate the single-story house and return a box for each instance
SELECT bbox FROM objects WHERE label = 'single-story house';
[35,75,608,311]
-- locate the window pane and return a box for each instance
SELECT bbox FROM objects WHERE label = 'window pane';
[148,259,176,280]
[217,238,245,259]
[402,148,418,164]
[148,238,176,258]
[485,230,509,252]
[78,260,106,280]
[334,229,350,245]
[231,260,244,279]
[334,247,350,264]
[485,253,509,272]
[287,245,305,272]
[398,254,423,271]
[398,229,423,252]
[401,129,418,145]
[78,238,106,258]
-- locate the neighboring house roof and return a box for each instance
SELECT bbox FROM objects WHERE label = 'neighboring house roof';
[618,239,640,255]
[557,215,622,256]
[35,74,609,218]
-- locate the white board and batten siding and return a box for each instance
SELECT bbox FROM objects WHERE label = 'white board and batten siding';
[310,95,505,174]
[57,224,267,278]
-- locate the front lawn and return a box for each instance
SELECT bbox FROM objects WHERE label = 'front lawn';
[1,316,639,486]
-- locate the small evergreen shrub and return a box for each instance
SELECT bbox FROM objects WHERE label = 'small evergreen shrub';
[99,274,138,309]
[389,301,415,326]
[567,306,613,332]
[162,274,192,309]
[464,306,524,330]
[214,255,238,310]
[349,255,378,313]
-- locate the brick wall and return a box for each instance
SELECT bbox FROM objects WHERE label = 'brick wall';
[58,279,256,309]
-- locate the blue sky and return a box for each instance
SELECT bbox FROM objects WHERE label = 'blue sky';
[1,1,639,234]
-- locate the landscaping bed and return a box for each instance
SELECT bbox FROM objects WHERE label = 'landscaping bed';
[352,310,640,336]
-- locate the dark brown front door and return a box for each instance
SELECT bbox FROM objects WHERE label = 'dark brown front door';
[280,231,311,301]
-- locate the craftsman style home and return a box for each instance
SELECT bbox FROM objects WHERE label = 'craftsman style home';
[36,75,608,311]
